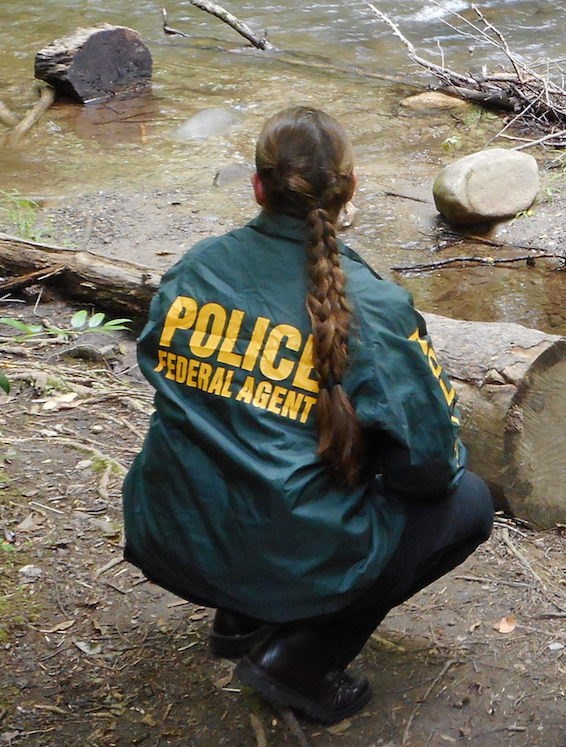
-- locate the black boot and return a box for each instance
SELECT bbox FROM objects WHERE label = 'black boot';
[235,626,371,723]
[209,609,273,658]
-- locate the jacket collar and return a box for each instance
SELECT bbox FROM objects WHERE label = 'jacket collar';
[247,210,308,241]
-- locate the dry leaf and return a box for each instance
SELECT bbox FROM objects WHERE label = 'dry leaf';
[327,718,352,735]
[189,612,208,621]
[73,640,102,656]
[494,614,517,633]
[141,712,158,726]
[33,703,68,715]
[16,513,44,532]
[42,392,79,411]
[214,671,233,689]
[40,620,76,633]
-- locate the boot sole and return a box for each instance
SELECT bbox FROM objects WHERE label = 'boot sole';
[235,656,372,724]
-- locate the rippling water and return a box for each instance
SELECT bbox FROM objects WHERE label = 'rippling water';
[0,1,564,331]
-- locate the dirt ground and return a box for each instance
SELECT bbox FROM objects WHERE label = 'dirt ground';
[0,194,565,747]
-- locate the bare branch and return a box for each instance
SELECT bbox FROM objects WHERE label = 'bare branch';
[368,3,565,146]
[187,0,275,50]
[512,128,566,150]
[6,86,56,146]
[391,253,565,274]
[162,8,190,37]
[0,100,18,128]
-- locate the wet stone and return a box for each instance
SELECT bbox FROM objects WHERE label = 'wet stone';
[171,107,242,141]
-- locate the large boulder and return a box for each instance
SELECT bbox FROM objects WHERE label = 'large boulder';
[35,25,152,103]
[433,148,540,226]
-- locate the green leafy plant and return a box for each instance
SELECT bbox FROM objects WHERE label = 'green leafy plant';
[514,208,534,219]
[0,369,10,394]
[0,189,47,241]
[0,310,131,343]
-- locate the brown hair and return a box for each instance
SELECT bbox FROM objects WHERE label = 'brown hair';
[255,106,363,486]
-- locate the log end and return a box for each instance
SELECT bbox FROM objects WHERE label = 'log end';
[503,339,566,529]
[35,25,153,104]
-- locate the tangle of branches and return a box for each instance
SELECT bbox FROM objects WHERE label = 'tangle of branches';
[368,2,566,149]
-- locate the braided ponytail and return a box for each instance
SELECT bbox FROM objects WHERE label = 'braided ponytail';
[305,207,363,486]
[256,107,363,486]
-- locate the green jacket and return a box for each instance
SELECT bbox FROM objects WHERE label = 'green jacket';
[122,211,466,621]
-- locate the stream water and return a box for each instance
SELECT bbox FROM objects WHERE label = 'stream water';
[0,1,564,332]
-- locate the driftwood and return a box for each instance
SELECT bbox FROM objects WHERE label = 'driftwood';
[35,25,153,103]
[0,233,564,528]
[424,313,565,530]
[0,100,18,128]
[5,85,57,146]
[368,3,566,148]
[162,9,190,38]
[164,2,274,50]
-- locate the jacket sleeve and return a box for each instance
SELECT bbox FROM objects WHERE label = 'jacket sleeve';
[350,281,466,501]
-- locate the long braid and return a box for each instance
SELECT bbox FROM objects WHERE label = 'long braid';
[255,106,364,486]
[306,207,363,486]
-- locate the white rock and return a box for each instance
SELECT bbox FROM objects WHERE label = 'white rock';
[213,162,253,187]
[18,564,43,581]
[401,91,469,110]
[432,148,540,226]
[171,108,241,141]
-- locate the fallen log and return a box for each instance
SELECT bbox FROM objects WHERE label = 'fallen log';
[0,233,563,528]
[423,313,565,530]
[0,233,160,318]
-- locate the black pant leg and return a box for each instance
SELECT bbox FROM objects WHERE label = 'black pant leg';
[308,471,494,668]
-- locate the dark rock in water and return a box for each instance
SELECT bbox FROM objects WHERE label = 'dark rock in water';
[213,162,253,187]
[171,108,242,141]
[35,25,152,104]
[433,148,540,226]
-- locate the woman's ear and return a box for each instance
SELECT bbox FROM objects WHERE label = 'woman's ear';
[252,173,266,206]
[349,172,358,200]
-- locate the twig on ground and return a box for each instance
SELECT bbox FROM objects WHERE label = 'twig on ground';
[391,253,564,273]
[94,556,125,578]
[49,436,127,476]
[492,518,530,537]
[512,128,566,150]
[98,463,113,501]
[440,233,559,254]
[402,659,458,745]
[454,574,530,589]
[273,705,312,747]
[29,500,64,515]
[249,713,268,747]
[384,189,432,204]
[497,526,566,611]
